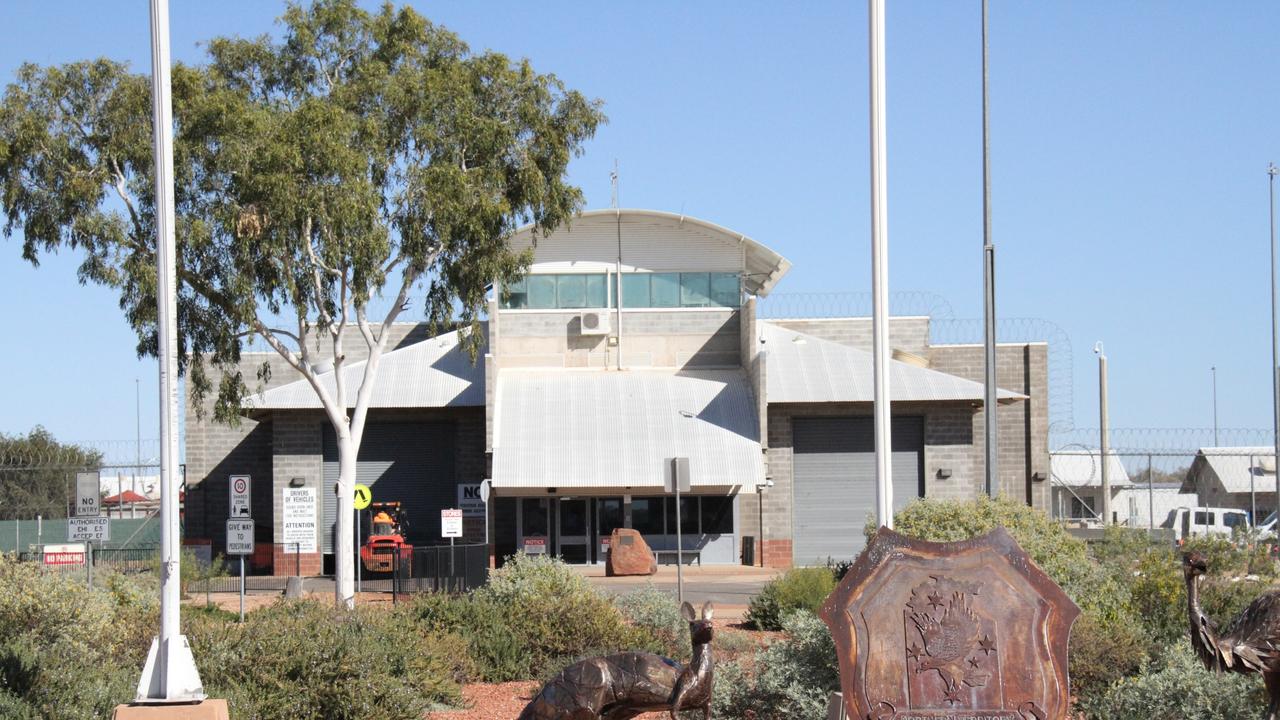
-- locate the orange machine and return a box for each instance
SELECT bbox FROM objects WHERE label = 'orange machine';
[360,502,413,573]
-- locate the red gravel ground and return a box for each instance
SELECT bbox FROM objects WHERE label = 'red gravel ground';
[425,681,675,720]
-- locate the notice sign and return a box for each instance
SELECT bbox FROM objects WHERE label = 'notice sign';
[457,484,485,517]
[229,475,251,518]
[69,517,110,542]
[226,519,254,555]
[43,543,86,567]
[523,536,547,554]
[282,487,317,553]
[441,508,463,538]
[75,472,100,517]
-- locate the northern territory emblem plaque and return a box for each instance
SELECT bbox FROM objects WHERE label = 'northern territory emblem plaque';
[819,527,1079,720]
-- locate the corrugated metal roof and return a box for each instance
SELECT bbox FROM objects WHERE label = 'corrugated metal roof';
[1050,452,1132,487]
[760,322,1027,404]
[510,209,792,297]
[491,368,763,488]
[246,329,484,411]
[1192,447,1276,493]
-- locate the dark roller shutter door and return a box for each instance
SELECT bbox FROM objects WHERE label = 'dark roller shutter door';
[322,422,455,553]
[792,416,923,565]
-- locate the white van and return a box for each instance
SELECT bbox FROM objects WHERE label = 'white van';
[1171,506,1251,542]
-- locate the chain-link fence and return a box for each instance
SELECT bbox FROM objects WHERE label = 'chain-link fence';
[1050,449,1279,535]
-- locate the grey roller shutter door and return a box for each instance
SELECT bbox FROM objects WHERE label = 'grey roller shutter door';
[322,422,455,553]
[791,416,923,565]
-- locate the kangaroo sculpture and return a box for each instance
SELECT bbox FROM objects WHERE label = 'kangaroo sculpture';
[517,600,716,720]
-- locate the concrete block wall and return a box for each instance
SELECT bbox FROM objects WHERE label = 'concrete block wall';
[498,310,740,368]
[928,343,1050,508]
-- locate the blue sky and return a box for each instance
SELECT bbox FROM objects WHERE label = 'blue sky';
[1,1,1278,452]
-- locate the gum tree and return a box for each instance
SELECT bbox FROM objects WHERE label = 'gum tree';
[0,0,603,607]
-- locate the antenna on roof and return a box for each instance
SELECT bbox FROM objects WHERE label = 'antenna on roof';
[610,159,619,209]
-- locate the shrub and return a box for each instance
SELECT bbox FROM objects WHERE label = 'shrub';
[1068,612,1151,704]
[1076,643,1265,720]
[714,611,839,720]
[188,599,469,719]
[887,496,1134,624]
[746,567,837,631]
[615,585,689,660]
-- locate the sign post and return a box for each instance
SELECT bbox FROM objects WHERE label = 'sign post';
[664,458,691,605]
[73,472,103,590]
[225,519,253,622]
[442,508,463,588]
[353,485,371,596]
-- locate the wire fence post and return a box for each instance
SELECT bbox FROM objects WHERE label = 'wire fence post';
[1147,454,1155,532]
[294,542,300,579]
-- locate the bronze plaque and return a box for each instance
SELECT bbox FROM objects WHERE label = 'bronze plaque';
[819,527,1079,720]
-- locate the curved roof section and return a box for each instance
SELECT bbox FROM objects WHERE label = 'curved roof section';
[511,209,792,297]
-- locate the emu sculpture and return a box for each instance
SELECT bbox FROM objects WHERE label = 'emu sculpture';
[517,600,715,720]
[1184,550,1280,719]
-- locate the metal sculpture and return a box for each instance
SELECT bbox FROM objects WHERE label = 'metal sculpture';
[1184,550,1280,719]
[820,527,1079,720]
[517,601,715,720]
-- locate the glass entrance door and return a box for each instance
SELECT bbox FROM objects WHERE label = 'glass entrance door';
[556,499,590,564]
[596,497,624,563]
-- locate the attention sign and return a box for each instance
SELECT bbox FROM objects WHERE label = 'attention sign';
[282,486,317,553]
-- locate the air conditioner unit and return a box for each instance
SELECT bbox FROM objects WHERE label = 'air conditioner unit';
[579,310,611,335]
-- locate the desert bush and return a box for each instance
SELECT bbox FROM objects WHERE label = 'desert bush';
[1068,612,1151,704]
[615,584,689,660]
[188,599,469,719]
[1076,643,1264,720]
[746,567,837,631]
[715,611,839,720]
[0,557,155,719]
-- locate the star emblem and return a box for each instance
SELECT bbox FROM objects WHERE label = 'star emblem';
[927,591,945,610]
[906,643,923,661]
[979,635,996,655]
[943,686,963,705]
[968,656,981,669]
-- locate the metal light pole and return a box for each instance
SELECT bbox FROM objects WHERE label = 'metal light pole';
[869,0,894,528]
[135,0,204,702]
[1208,366,1218,445]
[981,0,999,498]
[1270,163,1280,521]
[1095,342,1111,526]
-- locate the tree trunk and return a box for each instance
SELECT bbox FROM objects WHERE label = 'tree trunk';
[334,434,356,609]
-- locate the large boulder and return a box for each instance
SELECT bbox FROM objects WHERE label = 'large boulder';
[606,528,657,576]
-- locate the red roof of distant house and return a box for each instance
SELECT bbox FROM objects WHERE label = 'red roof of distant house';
[103,490,151,505]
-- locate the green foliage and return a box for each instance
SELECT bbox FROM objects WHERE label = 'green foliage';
[187,599,469,719]
[888,496,1133,623]
[715,611,840,720]
[0,427,100,519]
[0,556,153,719]
[615,584,689,661]
[0,0,605,428]
[746,567,837,631]
[409,553,659,681]
[1068,612,1151,704]
[1076,644,1265,720]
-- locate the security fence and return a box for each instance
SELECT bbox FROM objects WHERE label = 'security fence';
[382,543,489,596]
[1049,449,1280,532]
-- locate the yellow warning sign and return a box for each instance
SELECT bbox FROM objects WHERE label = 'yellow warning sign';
[353,484,372,511]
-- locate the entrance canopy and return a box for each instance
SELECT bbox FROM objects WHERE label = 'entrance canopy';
[491,368,763,489]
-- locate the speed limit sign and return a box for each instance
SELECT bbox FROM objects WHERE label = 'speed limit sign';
[229,475,251,518]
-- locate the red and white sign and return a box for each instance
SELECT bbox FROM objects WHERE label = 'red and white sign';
[600,535,612,556]
[229,475,251,518]
[441,508,463,538]
[523,536,547,554]
[43,543,86,567]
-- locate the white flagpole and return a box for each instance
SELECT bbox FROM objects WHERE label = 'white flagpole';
[869,0,893,528]
[136,0,205,702]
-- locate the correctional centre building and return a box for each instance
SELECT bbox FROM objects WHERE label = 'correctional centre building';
[184,209,1049,573]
